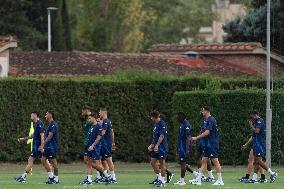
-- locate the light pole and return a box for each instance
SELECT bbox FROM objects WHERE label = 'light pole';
[266,0,272,167]
[47,7,58,52]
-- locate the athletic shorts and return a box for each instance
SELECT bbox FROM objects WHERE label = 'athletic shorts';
[151,149,168,160]
[201,146,219,158]
[101,145,112,160]
[253,146,266,158]
[84,147,101,160]
[178,149,189,163]
[30,148,42,159]
[42,148,57,159]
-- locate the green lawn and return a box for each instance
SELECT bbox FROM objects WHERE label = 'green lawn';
[0,162,282,189]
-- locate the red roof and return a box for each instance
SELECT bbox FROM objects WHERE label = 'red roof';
[148,43,263,53]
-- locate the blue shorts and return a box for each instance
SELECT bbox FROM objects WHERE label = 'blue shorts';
[42,148,57,159]
[201,146,219,158]
[84,147,101,160]
[197,145,203,156]
[30,148,42,159]
[253,146,265,158]
[101,145,112,160]
[151,149,168,160]
[178,150,189,163]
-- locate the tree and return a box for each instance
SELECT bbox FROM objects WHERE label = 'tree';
[223,0,284,55]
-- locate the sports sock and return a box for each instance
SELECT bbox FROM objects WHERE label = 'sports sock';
[208,170,214,178]
[87,175,92,182]
[180,178,185,183]
[268,168,274,175]
[245,174,250,179]
[54,176,59,182]
[217,173,222,182]
[21,172,28,178]
[48,172,54,178]
[193,171,199,178]
[103,170,109,177]
[162,177,166,184]
[96,171,102,179]
[261,174,265,180]
[158,173,162,181]
[109,170,116,180]
[252,173,257,181]
[196,173,202,182]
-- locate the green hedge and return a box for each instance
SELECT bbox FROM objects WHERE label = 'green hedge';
[171,90,284,165]
[1,74,284,163]
[0,76,211,162]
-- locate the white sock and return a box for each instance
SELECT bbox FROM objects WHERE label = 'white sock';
[21,172,27,178]
[252,173,257,181]
[208,170,214,178]
[180,177,185,183]
[109,170,116,180]
[103,170,109,177]
[54,176,59,182]
[193,171,199,178]
[268,168,274,175]
[158,173,162,181]
[217,173,222,182]
[87,175,92,182]
[47,171,53,178]
[162,177,166,184]
[196,173,202,182]
[96,171,101,179]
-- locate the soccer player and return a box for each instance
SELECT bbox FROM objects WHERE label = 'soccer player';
[173,112,196,186]
[99,106,117,183]
[245,111,278,183]
[81,105,105,182]
[80,114,109,186]
[148,110,168,187]
[14,111,46,183]
[41,111,59,184]
[194,108,215,183]
[191,106,224,186]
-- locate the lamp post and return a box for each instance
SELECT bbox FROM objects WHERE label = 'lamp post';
[266,0,272,168]
[47,7,58,52]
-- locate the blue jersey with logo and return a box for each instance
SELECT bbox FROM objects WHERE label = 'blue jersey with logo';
[252,117,266,150]
[178,119,192,151]
[102,118,113,147]
[44,120,58,150]
[85,124,103,148]
[197,118,206,147]
[33,119,45,149]
[152,120,168,151]
[200,116,219,149]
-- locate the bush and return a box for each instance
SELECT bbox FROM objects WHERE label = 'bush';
[171,90,284,165]
[1,73,284,163]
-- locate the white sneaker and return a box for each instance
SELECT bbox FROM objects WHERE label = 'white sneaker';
[212,180,224,186]
[190,179,201,185]
[173,180,186,186]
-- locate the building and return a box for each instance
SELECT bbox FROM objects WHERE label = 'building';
[0,36,17,77]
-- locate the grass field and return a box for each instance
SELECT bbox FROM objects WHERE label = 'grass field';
[0,162,282,189]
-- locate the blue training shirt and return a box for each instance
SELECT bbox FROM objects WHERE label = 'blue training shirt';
[152,120,168,151]
[44,120,58,150]
[197,118,207,147]
[178,119,192,152]
[85,124,103,148]
[252,117,266,150]
[101,118,113,147]
[33,119,45,149]
[200,116,219,149]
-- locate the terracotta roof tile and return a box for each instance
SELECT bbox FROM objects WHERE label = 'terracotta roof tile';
[148,43,263,53]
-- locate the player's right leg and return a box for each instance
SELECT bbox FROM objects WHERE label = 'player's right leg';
[14,156,35,183]
[150,155,160,185]
[80,152,93,186]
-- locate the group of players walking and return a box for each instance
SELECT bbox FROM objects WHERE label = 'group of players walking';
[13,105,278,187]
[13,106,117,186]
[148,107,278,187]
